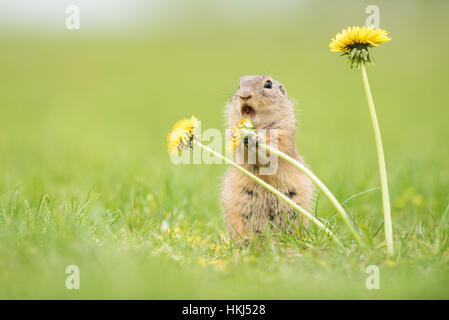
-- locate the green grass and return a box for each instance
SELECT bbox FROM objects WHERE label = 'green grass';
[1,1,449,299]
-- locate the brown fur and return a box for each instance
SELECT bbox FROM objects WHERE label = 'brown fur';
[221,75,313,241]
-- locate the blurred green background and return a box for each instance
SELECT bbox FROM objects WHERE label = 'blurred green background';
[0,0,448,299]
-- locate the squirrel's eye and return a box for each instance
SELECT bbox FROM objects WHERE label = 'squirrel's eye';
[264,80,272,89]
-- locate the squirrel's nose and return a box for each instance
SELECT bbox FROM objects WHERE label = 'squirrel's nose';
[239,92,252,100]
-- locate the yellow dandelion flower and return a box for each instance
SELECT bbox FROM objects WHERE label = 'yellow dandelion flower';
[225,116,257,153]
[237,116,255,130]
[167,116,200,155]
[329,26,391,68]
[226,126,243,153]
[329,26,391,53]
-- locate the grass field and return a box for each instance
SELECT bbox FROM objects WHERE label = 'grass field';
[1,1,449,299]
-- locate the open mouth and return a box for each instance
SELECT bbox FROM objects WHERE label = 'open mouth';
[241,104,256,119]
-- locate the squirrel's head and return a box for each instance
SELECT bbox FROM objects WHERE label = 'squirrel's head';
[226,75,295,129]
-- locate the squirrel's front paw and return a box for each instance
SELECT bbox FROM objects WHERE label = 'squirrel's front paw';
[243,131,259,151]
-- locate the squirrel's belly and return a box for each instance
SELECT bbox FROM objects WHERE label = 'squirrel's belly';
[222,167,312,239]
[239,185,303,235]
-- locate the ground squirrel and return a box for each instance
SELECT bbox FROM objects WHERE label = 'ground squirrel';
[222,75,313,241]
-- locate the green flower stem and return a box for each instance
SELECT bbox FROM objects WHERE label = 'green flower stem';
[360,64,393,256]
[258,142,364,249]
[195,141,343,248]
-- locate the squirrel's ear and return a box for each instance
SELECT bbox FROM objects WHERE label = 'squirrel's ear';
[279,85,287,96]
